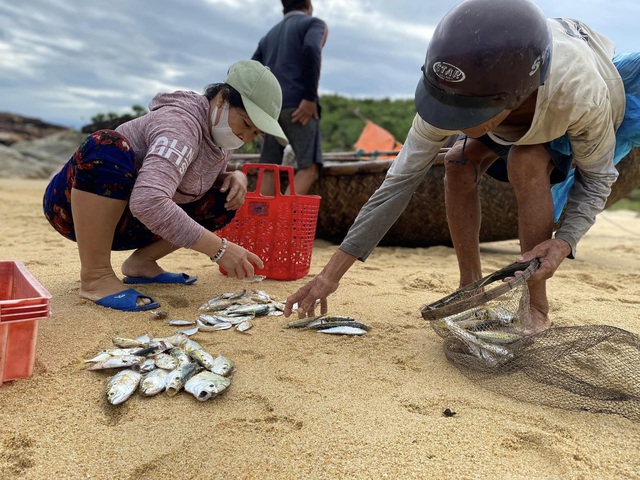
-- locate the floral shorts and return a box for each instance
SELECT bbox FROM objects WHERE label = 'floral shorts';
[43,130,235,251]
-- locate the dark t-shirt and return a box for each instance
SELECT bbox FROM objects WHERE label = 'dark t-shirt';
[252,11,327,109]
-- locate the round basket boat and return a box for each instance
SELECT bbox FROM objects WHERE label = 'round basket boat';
[306,147,640,247]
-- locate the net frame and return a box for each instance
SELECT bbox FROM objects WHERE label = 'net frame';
[421,259,540,321]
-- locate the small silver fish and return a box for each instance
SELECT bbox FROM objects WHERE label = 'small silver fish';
[307,316,370,331]
[246,275,266,283]
[139,358,157,373]
[285,315,324,329]
[177,327,199,336]
[185,341,217,370]
[318,326,367,335]
[154,332,189,347]
[165,362,200,397]
[443,318,513,359]
[86,355,146,370]
[154,352,177,370]
[132,340,174,357]
[166,319,195,326]
[111,337,146,348]
[250,290,271,303]
[210,355,235,377]
[471,330,522,344]
[184,371,232,401]
[106,369,142,405]
[84,348,138,363]
[223,303,270,317]
[197,298,236,312]
[168,347,191,367]
[271,302,287,312]
[139,368,168,396]
[199,314,253,326]
[236,319,253,333]
[196,319,233,331]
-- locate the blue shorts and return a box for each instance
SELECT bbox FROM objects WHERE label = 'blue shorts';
[461,134,574,185]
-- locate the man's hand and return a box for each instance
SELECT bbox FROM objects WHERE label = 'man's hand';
[291,99,318,126]
[284,272,339,318]
[517,238,572,281]
[284,250,357,318]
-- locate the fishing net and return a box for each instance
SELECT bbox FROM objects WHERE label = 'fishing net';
[421,260,640,422]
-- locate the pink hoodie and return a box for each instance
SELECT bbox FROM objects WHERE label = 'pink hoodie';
[117,90,230,248]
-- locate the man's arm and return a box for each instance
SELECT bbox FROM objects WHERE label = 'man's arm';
[285,116,452,317]
[554,146,618,256]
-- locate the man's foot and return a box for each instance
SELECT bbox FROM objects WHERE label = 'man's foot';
[525,306,552,334]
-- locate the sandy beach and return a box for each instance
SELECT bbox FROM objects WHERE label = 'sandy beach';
[0,178,639,480]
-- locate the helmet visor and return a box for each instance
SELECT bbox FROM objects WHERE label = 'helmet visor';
[414,72,510,131]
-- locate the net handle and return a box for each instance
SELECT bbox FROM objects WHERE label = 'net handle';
[421,259,540,321]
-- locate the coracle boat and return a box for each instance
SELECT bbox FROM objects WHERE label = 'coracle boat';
[230,147,640,248]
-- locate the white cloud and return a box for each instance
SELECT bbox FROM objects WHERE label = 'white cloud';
[0,0,637,129]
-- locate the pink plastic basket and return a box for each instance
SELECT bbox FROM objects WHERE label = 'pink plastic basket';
[0,261,51,385]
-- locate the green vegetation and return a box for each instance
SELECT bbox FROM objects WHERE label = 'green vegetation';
[90,105,147,126]
[238,94,415,154]
[609,187,640,212]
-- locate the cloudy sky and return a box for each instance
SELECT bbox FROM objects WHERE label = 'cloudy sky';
[1,0,638,129]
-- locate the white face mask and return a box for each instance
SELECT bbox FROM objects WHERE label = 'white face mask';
[210,102,245,150]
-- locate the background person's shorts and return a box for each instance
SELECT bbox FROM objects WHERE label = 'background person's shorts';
[259,107,323,169]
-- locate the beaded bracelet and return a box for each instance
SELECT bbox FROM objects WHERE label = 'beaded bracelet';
[210,237,228,263]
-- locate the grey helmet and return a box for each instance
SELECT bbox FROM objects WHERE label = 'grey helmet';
[415,0,552,130]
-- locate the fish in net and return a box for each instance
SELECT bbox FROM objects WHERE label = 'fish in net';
[421,260,640,422]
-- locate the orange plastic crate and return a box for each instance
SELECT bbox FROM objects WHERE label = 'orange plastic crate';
[218,164,321,280]
[0,261,51,385]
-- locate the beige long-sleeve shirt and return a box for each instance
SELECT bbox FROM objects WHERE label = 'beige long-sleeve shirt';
[341,18,624,261]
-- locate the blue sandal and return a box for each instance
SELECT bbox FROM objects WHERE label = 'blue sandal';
[94,288,160,312]
[123,272,197,285]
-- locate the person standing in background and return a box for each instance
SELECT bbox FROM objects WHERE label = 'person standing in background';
[252,0,328,195]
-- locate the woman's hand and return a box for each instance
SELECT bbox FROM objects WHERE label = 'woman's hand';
[216,241,263,278]
[220,171,248,210]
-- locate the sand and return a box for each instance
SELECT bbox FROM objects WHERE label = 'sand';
[0,178,639,480]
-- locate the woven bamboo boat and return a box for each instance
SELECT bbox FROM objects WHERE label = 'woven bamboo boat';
[230,147,640,247]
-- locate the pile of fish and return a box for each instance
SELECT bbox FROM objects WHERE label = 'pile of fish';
[285,314,370,335]
[148,288,286,335]
[437,305,524,366]
[84,331,234,405]
[150,289,370,336]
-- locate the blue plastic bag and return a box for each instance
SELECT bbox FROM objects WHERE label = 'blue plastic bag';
[550,52,640,221]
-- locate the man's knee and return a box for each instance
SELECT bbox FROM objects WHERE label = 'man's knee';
[507,145,551,188]
[444,143,481,190]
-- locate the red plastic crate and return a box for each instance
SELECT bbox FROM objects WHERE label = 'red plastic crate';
[217,164,321,280]
[0,261,52,385]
